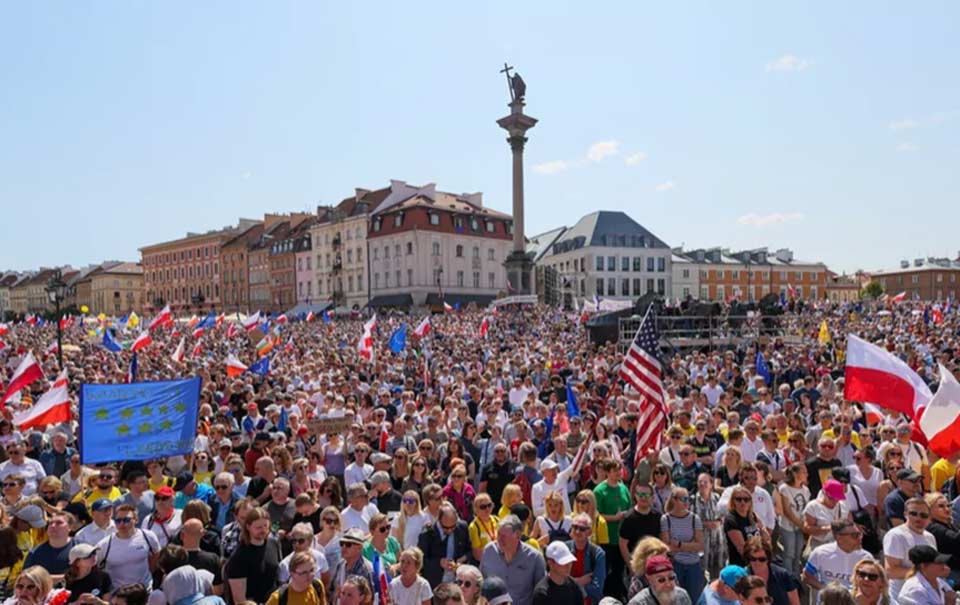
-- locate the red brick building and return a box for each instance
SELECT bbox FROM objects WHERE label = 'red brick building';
[678,247,829,301]
[872,258,960,301]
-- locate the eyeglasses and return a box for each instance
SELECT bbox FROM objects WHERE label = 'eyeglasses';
[156,495,172,501]
[741,475,758,482]
[215,484,230,491]
[1,483,18,488]
[323,518,339,525]
[478,503,492,510]
[748,556,768,563]
[114,517,134,524]
[636,492,652,499]
[452,474,466,479]
[455,580,474,588]
[654,574,677,584]
[653,471,666,476]
[907,510,930,519]
[857,570,881,581]
[440,523,457,531]
[819,444,835,449]
[99,475,116,481]
[228,468,244,474]
[572,525,591,533]
[402,498,417,505]
[413,462,427,467]
[292,538,310,545]
[340,542,359,548]
[733,496,752,503]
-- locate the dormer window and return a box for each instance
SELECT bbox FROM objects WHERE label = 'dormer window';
[394,212,404,227]
[429,213,440,226]
[486,221,496,233]
[373,218,382,232]
[470,218,479,231]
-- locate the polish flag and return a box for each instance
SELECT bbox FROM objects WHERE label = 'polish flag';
[215,313,225,328]
[863,402,885,425]
[443,301,453,313]
[13,370,70,430]
[45,341,59,355]
[379,425,389,452]
[479,316,490,338]
[226,323,239,339]
[192,326,205,339]
[891,291,907,303]
[59,316,70,330]
[186,315,199,329]
[364,314,378,333]
[0,324,8,336]
[305,311,315,323]
[787,284,797,299]
[170,328,181,339]
[284,337,295,353]
[25,315,37,326]
[192,341,202,357]
[358,317,376,360]
[225,354,248,377]
[149,305,172,330]
[275,314,288,324]
[171,338,186,363]
[242,312,261,332]
[933,309,944,324]
[0,352,43,407]
[130,330,153,353]
[844,334,932,418]
[920,365,960,457]
[414,316,431,338]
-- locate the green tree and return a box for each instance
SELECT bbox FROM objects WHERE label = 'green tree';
[862,281,883,299]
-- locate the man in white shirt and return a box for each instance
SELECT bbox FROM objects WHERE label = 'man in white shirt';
[803,519,874,600]
[96,504,161,589]
[739,421,764,463]
[75,499,116,545]
[340,483,380,532]
[701,375,724,407]
[718,463,776,531]
[531,458,579,517]
[884,496,937,603]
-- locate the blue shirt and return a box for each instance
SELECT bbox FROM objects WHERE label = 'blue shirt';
[175,483,214,509]
[697,585,739,605]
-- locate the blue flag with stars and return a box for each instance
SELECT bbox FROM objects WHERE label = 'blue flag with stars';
[755,350,771,385]
[102,329,123,353]
[79,376,201,464]
[249,356,270,376]
[389,323,407,354]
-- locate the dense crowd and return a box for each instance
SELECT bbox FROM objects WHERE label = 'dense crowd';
[0,299,958,605]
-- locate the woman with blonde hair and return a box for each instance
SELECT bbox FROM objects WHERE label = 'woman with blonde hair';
[716,446,743,490]
[393,491,429,550]
[467,493,499,561]
[497,484,523,519]
[388,548,432,605]
[627,536,670,599]
[290,457,321,497]
[271,447,294,479]
[851,558,889,605]
[315,506,343,573]
[4,566,53,605]
[531,491,570,547]
[723,485,768,567]
[572,489,608,546]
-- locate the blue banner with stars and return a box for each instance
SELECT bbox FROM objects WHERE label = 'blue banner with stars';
[79,377,201,464]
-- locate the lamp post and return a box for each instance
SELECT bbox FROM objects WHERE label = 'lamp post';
[46,269,66,370]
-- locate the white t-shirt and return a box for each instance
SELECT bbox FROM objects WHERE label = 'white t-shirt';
[739,437,764,463]
[75,521,116,546]
[803,499,850,547]
[847,464,882,506]
[531,466,577,517]
[883,525,937,602]
[341,503,380,532]
[389,575,433,605]
[804,542,874,594]
[0,459,46,495]
[142,510,183,548]
[278,548,329,583]
[702,384,724,406]
[778,483,810,532]
[96,529,161,589]
[393,511,431,549]
[344,462,373,488]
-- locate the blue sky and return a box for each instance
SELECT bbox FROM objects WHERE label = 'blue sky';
[1,3,957,274]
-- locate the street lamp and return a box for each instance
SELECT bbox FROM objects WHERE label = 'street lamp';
[45,269,66,370]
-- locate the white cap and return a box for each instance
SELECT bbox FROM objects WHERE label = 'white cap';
[545,541,577,565]
[539,458,558,472]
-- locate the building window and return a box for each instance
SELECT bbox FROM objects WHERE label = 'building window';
[357,247,363,262]
[457,271,464,287]
[454,217,464,231]
[384,272,390,287]
[357,273,363,291]
[632,278,641,294]
[647,257,655,272]
[811,272,819,281]
[432,242,441,256]
[647,278,655,293]
[473,272,480,288]
[796,286,803,298]
[682,269,690,279]
[937,273,943,283]
[373,219,382,232]
[732,271,739,280]
[407,242,413,255]
[384,246,390,259]
[607,280,615,296]
[911,275,919,284]
[656,279,665,295]
[621,279,629,296]
[486,221,495,233]
[716,270,724,279]
[810,286,818,299]
[470,218,479,231]
[657,257,665,272]
[607,256,615,271]
[407,269,413,286]
[429,214,440,226]
[473,246,480,258]
[487,248,495,261]
[596,278,604,295]
[374,273,379,289]
[595,256,604,271]
[622,257,630,271]
[347,276,353,292]
[488,272,495,288]
[396,270,401,286]
[394,213,403,227]
[456,245,464,257]
[717,285,725,300]
[347,249,353,263]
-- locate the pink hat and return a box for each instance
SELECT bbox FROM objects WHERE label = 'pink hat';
[823,479,845,501]
[645,554,674,576]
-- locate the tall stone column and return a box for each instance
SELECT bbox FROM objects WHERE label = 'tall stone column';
[497,97,537,295]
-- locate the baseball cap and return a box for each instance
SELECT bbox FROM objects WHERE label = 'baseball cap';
[823,479,846,501]
[68,544,99,564]
[897,468,922,482]
[909,544,951,565]
[91,499,113,512]
[173,471,195,492]
[156,486,175,498]
[539,459,558,472]
[645,554,674,576]
[545,541,577,565]
[14,505,46,528]
[720,565,748,588]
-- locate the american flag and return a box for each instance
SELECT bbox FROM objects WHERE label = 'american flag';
[619,308,668,467]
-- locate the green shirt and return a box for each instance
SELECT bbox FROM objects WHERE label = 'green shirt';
[362,536,401,568]
[593,481,631,539]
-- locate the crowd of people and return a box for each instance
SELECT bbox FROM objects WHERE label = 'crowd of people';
[0,298,957,605]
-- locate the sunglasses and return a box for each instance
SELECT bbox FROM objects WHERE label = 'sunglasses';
[673,495,690,503]
[377,526,390,534]
[857,570,881,581]
[734,496,752,503]
[572,525,591,533]
[114,517,134,524]
[478,503,492,510]
[455,580,474,588]
[323,518,339,525]
[907,510,930,519]
[655,574,677,584]
[215,484,230,490]
[402,498,417,505]
[156,495,172,501]
[292,538,310,545]
[1,483,18,488]
[339,542,359,548]
[14,584,37,592]
[748,556,768,563]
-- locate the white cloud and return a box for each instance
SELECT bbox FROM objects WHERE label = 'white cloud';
[765,54,811,72]
[587,140,619,162]
[888,118,917,132]
[533,160,572,175]
[737,212,804,227]
[655,180,675,192]
[624,152,648,165]
[241,171,252,180]
[896,142,919,153]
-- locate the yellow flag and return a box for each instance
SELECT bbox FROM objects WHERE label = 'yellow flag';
[128,312,140,327]
[819,320,832,344]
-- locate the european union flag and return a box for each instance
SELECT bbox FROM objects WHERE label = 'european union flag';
[756,350,771,385]
[389,324,407,354]
[249,356,270,376]
[197,312,217,330]
[79,377,201,464]
[102,330,123,353]
[566,382,581,418]
[322,310,332,324]
[278,406,288,432]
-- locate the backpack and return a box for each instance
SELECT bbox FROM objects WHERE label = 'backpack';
[544,518,571,543]
[513,468,533,508]
[276,580,325,605]
[850,488,881,555]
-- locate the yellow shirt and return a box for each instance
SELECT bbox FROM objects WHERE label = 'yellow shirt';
[497,505,514,520]
[194,471,214,485]
[469,516,499,550]
[266,582,326,605]
[821,429,862,449]
[931,459,957,492]
[678,425,696,438]
[570,513,609,545]
[149,476,174,492]
[73,486,124,507]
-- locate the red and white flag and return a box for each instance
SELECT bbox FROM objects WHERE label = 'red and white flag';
[226,323,239,339]
[192,326,205,339]
[13,370,70,430]
[844,334,932,418]
[242,312,261,332]
[443,301,453,313]
[891,291,907,303]
[215,313,225,328]
[0,352,43,407]
[305,311,315,323]
[149,305,172,330]
[192,341,202,357]
[130,330,153,353]
[171,338,186,363]
[933,309,944,325]
[0,324,8,336]
[358,314,377,360]
[275,314,288,324]
[920,365,960,457]
[787,284,797,299]
[186,315,199,329]
[25,314,37,326]
[863,402,886,425]
[225,354,248,377]
[45,341,59,355]
[414,316,431,338]
[479,316,490,338]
